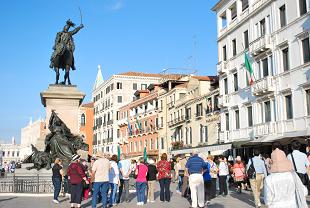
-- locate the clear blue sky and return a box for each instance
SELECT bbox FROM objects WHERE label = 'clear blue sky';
[0,0,218,143]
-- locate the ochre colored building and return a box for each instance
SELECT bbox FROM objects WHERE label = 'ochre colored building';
[79,102,94,155]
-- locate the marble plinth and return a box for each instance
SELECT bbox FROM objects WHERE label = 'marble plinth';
[40,84,85,134]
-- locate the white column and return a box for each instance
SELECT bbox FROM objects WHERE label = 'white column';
[217,15,223,34]
[237,0,242,16]
[227,9,232,25]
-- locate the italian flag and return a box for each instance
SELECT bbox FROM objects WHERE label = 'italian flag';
[245,52,254,85]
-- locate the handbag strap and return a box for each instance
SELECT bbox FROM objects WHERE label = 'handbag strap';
[250,158,255,171]
[291,153,297,172]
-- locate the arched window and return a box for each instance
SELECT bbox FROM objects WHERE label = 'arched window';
[81,113,86,126]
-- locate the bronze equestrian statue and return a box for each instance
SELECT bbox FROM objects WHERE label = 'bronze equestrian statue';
[49,19,84,85]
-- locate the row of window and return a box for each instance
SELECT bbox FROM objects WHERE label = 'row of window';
[94,82,150,103]
[170,99,219,122]
[129,137,164,153]
[223,90,310,131]
[2,151,19,157]
[130,100,159,116]
[93,130,114,145]
[221,1,308,63]
[172,125,209,144]
[94,112,113,127]
[222,37,310,94]
[220,0,307,31]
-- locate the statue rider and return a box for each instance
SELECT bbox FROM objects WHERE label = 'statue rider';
[49,19,84,85]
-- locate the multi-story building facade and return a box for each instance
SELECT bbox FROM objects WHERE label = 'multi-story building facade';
[0,137,22,165]
[92,68,164,154]
[118,84,160,158]
[79,102,94,155]
[20,118,45,159]
[213,0,310,143]
[157,75,227,155]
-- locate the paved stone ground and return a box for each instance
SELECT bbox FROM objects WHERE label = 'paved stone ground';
[0,183,309,208]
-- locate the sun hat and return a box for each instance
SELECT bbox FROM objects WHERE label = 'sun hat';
[95,152,104,158]
[71,154,80,161]
[148,159,155,164]
[236,156,242,161]
[185,153,191,157]
[269,148,293,173]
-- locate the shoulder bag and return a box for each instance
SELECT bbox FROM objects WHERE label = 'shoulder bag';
[291,153,309,186]
[247,158,256,179]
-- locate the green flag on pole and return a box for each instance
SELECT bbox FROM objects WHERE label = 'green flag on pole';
[143,146,147,162]
[245,52,254,85]
[117,145,121,161]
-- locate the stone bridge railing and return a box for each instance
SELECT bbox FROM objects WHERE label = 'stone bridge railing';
[0,174,53,193]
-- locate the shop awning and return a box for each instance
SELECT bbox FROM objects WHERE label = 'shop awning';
[265,130,310,144]
[242,129,310,147]
[171,143,232,155]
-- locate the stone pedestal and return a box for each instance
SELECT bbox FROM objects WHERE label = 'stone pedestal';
[40,85,85,134]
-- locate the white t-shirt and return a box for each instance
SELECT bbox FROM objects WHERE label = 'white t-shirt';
[218,161,229,176]
[109,161,120,184]
[118,159,131,180]
[287,150,309,174]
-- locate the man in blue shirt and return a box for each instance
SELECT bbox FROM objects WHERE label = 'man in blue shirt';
[186,150,207,208]
[247,149,267,208]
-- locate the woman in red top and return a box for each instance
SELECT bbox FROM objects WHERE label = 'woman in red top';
[67,154,89,208]
[157,153,172,202]
[232,156,245,193]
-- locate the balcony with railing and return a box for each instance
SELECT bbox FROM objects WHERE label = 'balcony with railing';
[219,131,230,143]
[168,116,185,127]
[167,101,175,109]
[253,122,277,136]
[155,106,163,112]
[117,118,127,126]
[195,112,203,119]
[252,76,275,96]
[249,34,272,55]
[218,94,230,108]
[128,127,158,137]
[107,120,113,125]
[217,61,228,74]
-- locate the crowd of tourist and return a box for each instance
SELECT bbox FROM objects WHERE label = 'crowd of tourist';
[51,140,309,208]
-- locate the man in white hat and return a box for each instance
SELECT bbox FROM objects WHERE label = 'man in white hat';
[91,152,111,208]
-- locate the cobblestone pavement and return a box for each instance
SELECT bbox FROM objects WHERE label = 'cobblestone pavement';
[0,183,309,208]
